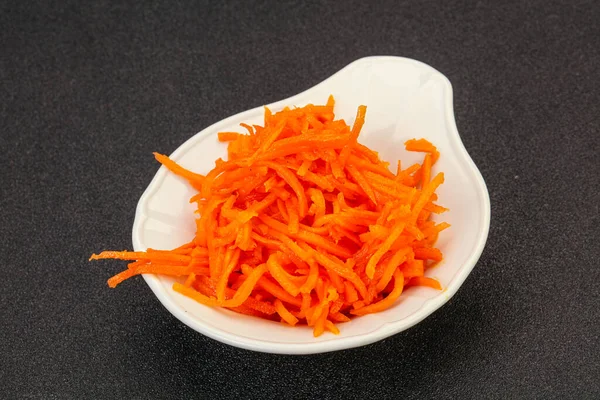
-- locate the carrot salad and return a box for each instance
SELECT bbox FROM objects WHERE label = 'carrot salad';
[90,96,449,337]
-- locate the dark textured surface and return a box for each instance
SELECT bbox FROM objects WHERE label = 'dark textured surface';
[1,0,599,398]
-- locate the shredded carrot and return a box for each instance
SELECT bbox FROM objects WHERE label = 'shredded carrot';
[218,132,241,142]
[152,153,205,190]
[91,96,449,337]
[404,138,440,164]
[413,247,443,262]
[351,269,405,316]
[405,276,442,290]
[274,299,299,326]
[267,254,300,297]
[421,153,432,187]
[184,272,196,288]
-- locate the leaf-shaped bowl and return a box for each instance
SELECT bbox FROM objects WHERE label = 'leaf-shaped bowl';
[132,56,490,354]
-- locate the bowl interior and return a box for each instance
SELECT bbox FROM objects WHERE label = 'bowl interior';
[133,56,490,353]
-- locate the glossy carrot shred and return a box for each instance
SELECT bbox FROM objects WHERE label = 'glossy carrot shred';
[405,276,443,290]
[274,299,299,326]
[91,96,449,337]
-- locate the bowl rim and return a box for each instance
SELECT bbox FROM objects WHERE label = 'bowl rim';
[132,55,491,354]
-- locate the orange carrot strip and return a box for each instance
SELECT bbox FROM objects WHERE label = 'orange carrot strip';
[218,132,241,142]
[355,143,382,164]
[227,304,268,318]
[268,231,312,262]
[313,303,330,337]
[90,250,192,264]
[250,119,286,161]
[324,320,340,334]
[299,224,330,235]
[301,171,335,191]
[315,277,325,302]
[413,247,443,262]
[298,293,313,318]
[259,215,352,259]
[329,312,351,323]
[250,232,284,251]
[405,138,440,164]
[346,164,378,205]
[330,298,344,314]
[364,171,412,193]
[339,105,367,167]
[423,202,449,214]
[421,153,432,186]
[411,172,444,223]
[351,269,404,316]
[327,150,345,180]
[222,264,268,307]
[343,281,359,303]
[276,198,289,222]
[347,154,394,178]
[274,299,299,326]
[173,283,220,306]
[235,222,253,251]
[401,259,424,280]
[243,296,277,315]
[307,188,326,222]
[256,277,302,307]
[326,269,345,294]
[266,254,300,297]
[375,248,409,293]
[255,133,349,162]
[260,161,308,218]
[299,260,319,294]
[297,159,312,176]
[263,175,280,192]
[153,153,205,188]
[405,224,425,240]
[365,223,406,279]
[240,122,255,135]
[368,180,413,201]
[310,250,368,300]
[306,114,324,129]
[406,276,442,290]
[213,166,269,190]
[285,198,300,234]
[332,226,363,247]
[201,159,242,198]
[216,248,241,302]
[184,273,196,288]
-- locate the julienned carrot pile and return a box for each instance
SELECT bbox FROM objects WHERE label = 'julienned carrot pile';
[90,96,449,337]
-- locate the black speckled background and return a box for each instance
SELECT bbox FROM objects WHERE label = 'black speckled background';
[2,1,599,398]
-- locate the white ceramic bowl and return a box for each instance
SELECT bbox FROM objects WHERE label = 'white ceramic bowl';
[132,56,491,354]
